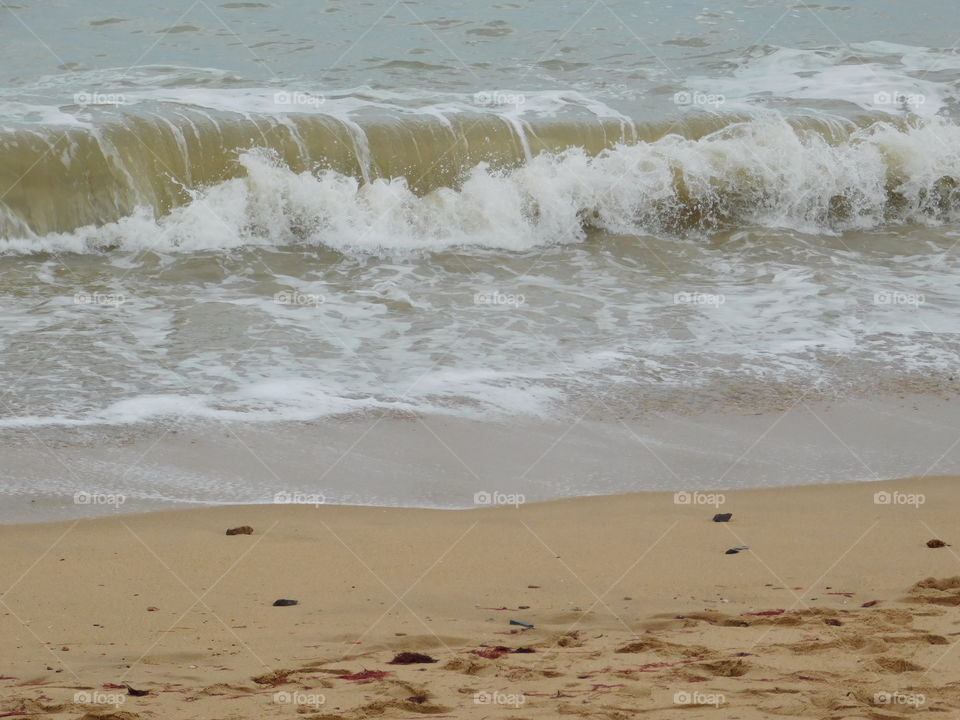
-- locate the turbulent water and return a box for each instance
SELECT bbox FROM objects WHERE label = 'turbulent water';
[2,0,960,430]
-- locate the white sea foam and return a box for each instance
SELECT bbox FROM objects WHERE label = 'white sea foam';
[688,43,960,116]
[4,116,960,256]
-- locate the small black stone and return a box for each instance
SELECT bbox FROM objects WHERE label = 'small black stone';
[713,513,733,522]
[272,598,298,607]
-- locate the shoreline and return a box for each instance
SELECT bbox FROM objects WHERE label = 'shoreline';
[3,391,960,524]
[2,475,959,718]
[4,471,955,528]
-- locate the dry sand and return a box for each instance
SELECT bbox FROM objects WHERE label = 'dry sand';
[2,476,960,719]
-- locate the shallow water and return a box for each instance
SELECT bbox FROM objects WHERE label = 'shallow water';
[1,0,958,440]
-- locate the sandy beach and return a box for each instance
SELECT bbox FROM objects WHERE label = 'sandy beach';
[2,475,959,719]
[5,2,960,719]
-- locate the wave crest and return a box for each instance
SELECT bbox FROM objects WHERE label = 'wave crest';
[4,116,960,254]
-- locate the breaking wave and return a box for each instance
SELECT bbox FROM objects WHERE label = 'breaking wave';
[3,113,960,254]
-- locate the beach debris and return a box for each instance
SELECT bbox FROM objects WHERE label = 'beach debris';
[340,669,390,682]
[725,545,749,555]
[272,599,298,607]
[712,512,733,522]
[226,525,253,535]
[125,684,149,697]
[471,646,510,659]
[743,609,785,616]
[509,619,534,628]
[927,539,948,548]
[527,584,540,588]
[590,683,625,691]
[253,669,294,685]
[514,647,536,653]
[861,600,881,607]
[388,652,436,664]
[146,606,158,612]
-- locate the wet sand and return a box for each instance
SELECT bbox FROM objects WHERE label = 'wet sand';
[3,392,960,524]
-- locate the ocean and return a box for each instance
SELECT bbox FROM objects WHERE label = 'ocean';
[2,0,960,518]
